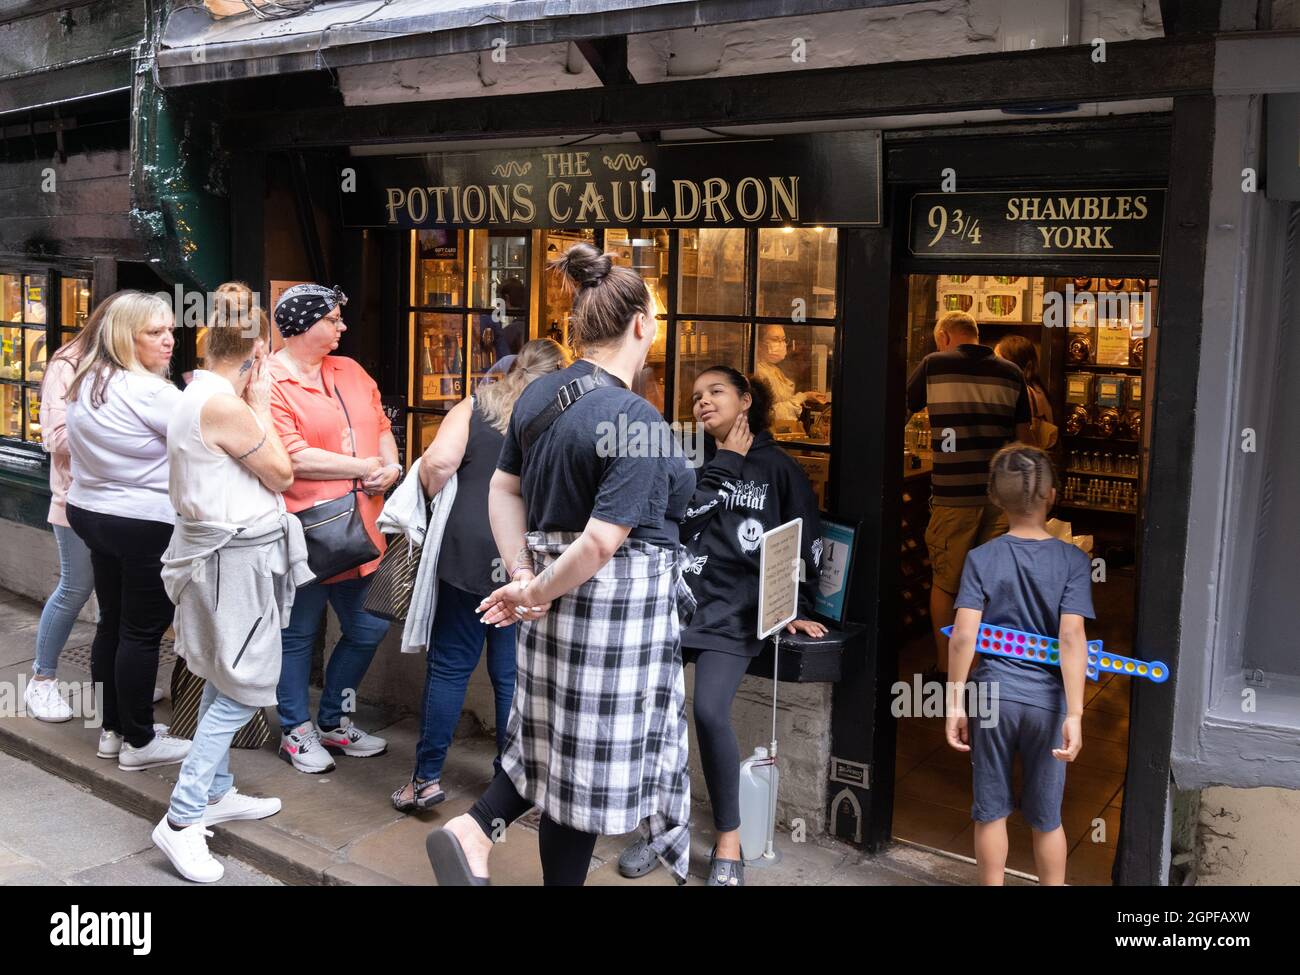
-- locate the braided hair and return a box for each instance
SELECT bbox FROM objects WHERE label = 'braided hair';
[987,443,1057,515]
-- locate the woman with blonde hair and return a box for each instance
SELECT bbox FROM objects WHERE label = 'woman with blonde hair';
[25,295,114,722]
[391,338,570,812]
[65,290,191,770]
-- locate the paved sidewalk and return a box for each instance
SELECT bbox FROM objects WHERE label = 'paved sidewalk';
[0,587,999,886]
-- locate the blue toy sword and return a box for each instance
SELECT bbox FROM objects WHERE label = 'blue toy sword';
[940,624,1170,683]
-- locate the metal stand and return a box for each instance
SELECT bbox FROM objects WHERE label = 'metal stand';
[762,631,780,862]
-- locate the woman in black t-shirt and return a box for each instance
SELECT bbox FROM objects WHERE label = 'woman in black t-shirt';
[426,243,696,887]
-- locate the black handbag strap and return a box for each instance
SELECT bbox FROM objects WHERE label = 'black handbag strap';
[520,365,621,455]
[332,383,362,493]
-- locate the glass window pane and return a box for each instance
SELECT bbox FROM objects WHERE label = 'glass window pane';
[471,231,529,310]
[755,323,834,443]
[541,229,596,350]
[61,276,92,329]
[414,230,465,307]
[756,227,838,319]
[25,328,46,383]
[469,309,527,396]
[0,327,21,380]
[632,317,667,414]
[0,275,20,323]
[674,320,751,423]
[22,275,46,325]
[25,386,42,444]
[782,446,829,511]
[410,412,444,463]
[0,384,20,438]
[677,228,747,317]
[606,228,671,316]
[413,313,464,408]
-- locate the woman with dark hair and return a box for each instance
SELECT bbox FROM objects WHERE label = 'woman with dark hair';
[995,335,1056,449]
[618,365,826,886]
[426,242,696,886]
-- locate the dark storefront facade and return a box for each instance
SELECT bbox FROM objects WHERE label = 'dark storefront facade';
[8,0,1300,885]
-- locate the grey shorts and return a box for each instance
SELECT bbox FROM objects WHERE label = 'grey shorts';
[969,699,1067,831]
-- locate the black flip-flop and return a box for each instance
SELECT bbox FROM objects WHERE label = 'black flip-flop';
[426,828,489,886]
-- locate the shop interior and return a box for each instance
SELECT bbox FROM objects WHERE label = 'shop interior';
[893,271,1157,884]
[403,226,840,507]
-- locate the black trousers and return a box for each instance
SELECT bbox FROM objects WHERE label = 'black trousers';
[469,770,599,886]
[684,647,752,833]
[67,505,174,748]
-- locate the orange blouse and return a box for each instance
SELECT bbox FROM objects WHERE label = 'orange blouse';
[269,354,392,581]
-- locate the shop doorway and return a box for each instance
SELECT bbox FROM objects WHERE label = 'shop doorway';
[891,271,1156,885]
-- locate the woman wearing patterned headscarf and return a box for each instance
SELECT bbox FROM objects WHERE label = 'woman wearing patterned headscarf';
[267,284,400,774]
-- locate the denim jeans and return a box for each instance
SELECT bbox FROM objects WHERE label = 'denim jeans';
[34,524,96,678]
[275,575,391,734]
[414,581,516,782]
[168,680,258,825]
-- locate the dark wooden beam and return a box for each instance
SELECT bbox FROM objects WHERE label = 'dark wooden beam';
[574,35,660,143]
[232,35,1215,151]
[1114,93,1215,886]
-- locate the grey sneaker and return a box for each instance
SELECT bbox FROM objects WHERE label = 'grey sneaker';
[279,722,336,774]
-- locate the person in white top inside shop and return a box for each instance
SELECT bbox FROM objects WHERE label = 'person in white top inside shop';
[64,291,191,771]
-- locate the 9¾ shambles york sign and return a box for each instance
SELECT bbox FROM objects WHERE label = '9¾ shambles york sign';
[339,132,882,229]
[909,189,1166,259]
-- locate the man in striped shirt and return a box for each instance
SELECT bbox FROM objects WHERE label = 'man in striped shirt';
[906,311,1032,677]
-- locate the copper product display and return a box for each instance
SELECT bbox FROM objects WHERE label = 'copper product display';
[1097,406,1121,438]
[1124,409,1143,440]
[1105,277,1126,290]
[1074,276,1094,291]
[1065,404,1090,436]
[1129,337,1145,366]
[1068,332,1094,364]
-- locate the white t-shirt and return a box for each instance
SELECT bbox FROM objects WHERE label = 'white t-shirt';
[67,370,183,525]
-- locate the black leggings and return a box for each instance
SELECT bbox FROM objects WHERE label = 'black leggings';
[685,648,752,833]
[469,771,598,886]
[67,505,173,748]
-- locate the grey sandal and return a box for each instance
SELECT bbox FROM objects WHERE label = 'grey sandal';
[707,846,745,887]
[617,836,660,878]
[392,778,444,813]
[426,828,489,886]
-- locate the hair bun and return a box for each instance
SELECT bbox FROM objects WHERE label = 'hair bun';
[556,242,612,290]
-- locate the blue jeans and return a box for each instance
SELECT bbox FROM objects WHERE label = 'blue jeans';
[168,681,258,825]
[276,576,391,734]
[34,524,96,678]
[415,581,516,781]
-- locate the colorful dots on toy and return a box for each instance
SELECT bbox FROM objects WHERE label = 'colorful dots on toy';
[940,624,1171,684]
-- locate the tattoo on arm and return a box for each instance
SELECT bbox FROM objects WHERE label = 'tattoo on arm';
[236,432,267,461]
[531,563,557,597]
[239,357,254,376]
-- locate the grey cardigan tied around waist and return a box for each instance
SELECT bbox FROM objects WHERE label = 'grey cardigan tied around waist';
[161,511,314,707]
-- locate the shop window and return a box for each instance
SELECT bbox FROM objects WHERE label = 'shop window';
[756,323,834,443]
[677,228,747,317]
[673,321,752,423]
[414,230,466,307]
[60,276,91,337]
[540,229,596,348]
[413,313,465,410]
[0,269,56,450]
[609,228,671,410]
[756,227,838,320]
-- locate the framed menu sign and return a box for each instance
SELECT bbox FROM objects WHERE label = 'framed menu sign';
[909,189,1165,260]
[757,519,803,640]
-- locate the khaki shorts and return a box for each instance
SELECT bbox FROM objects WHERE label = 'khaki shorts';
[924,502,1008,595]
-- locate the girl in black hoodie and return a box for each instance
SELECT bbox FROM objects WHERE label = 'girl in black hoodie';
[618,365,825,886]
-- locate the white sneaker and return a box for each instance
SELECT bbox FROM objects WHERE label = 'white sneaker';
[318,718,388,758]
[279,722,336,774]
[202,787,281,825]
[151,817,224,883]
[119,731,192,771]
[24,677,74,723]
[98,723,169,760]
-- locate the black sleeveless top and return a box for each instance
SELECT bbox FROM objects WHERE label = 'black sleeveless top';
[437,399,505,597]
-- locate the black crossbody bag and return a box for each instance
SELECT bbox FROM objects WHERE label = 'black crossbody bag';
[519,365,620,454]
[294,385,381,583]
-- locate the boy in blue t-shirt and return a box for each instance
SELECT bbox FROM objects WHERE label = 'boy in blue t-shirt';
[946,443,1094,885]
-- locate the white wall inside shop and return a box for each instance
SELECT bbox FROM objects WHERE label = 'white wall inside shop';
[337,0,1165,107]
[329,615,833,835]
[1195,786,1300,884]
[0,522,96,622]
